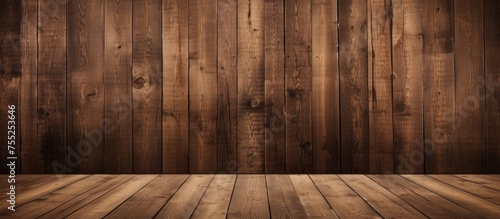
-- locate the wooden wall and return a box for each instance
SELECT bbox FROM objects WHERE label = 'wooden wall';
[1,0,499,174]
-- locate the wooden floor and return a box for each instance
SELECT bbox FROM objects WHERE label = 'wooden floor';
[1,175,500,218]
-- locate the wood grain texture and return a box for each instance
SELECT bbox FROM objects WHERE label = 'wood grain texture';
[39,175,135,219]
[368,0,394,173]
[132,0,162,173]
[67,0,105,173]
[104,0,133,174]
[266,175,309,218]
[0,0,20,174]
[403,175,500,218]
[1,175,116,218]
[369,175,481,218]
[339,0,369,173]
[191,175,237,219]
[155,175,214,218]
[340,175,427,218]
[289,175,339,218]
[310,175,382,218]
[5,174,500,217]
[454,0,485,173]
[20,0,37,173]
[485,0,500,174]
[237,0,266,173]
[0,175,89,215]
[218,0,238,174]
[37,0,67,174]
[311,0,340,174]
[162,0,189,174]
[422,0,456,173]
[106,175,189,218]
[10,0,500,174]
[392,0,425,174]
[189,0,218,173]
[430,175,500,205]
[228,175,270,218]
[67,175,157,218]
[455,174,500,191]
[264,0,286,174]
[285,0,313,174]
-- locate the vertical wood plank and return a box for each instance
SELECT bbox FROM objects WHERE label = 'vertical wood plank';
[38,0,66,173]
[285,0,313,173]
[155,175,214,218]
[368,0,394,173]
[237,0,265,173]
[67,0,104,173]
[311,0,340,174]
[104,0,133,173]
[454,0,485,173]
[228,175,270,218]
[266,175,309,218]
[422,0,456,173]
[20,0,37,173]
[264,0,285,174]
[218,0,238,173]
[0,0,21,174]
[485,0,500,173]
[132,0,162,173]
[392,0,424,174]
[163,0,189,173]
[339,0,369,173]
[191,175,237,218]
[189,0,218,173]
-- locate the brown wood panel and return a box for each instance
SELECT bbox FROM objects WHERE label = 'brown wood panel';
[422,0,456,173]
[368,175,481,218]
[403,175,500,218]
[39,175,135,218]
[310,175,382,218]
[456,174,500,191]
[162,0,189,174]
[289,175,339,218]
[339,0,369,173]
[132,0,162,173]
[217,0,238,174]
[311,0,340,174]
[339,175,427,218]
[392,0,425,174]
[189,0,218,173]
[237,0,266,173]
[155,175,214,218]
[192,175,237,218]
[0,175,89,215]
[20,0,37,173]
[67,0,105,173]
[485,0,500,174]
[106,175,189,218]
[104,0,133,174]
[228,175,270,218]
[264,0,286,174]
[37,0,67,174]
[430,175,500,205]
[454,0,486,173]
[67,175,157,218]
[285,0,313,174]
[368,0,394,173]
[0,0,20,174]
[1,175,115,218]
[266,175,308,218]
